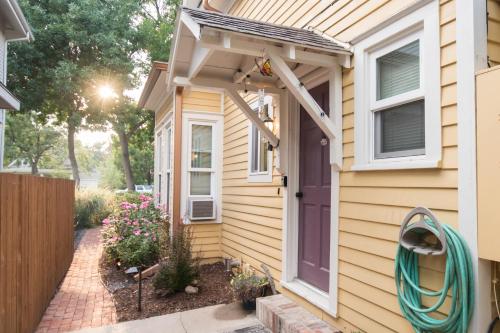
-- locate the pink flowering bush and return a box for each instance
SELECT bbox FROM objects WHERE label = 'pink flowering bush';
[102,194,168,268]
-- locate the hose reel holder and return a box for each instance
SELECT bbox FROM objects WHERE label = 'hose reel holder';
[399,207,447,256]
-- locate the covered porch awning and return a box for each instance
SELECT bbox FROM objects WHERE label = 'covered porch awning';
[167,7,352,168]
[0,82,20,110]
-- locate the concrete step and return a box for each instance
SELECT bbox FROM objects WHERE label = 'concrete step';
[257,295,342,333]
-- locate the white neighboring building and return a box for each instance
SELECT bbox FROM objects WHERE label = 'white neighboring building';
[0,0,32,169]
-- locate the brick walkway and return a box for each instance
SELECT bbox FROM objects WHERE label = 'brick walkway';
[36,228,117,332]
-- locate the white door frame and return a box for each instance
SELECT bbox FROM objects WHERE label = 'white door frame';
[280,67,342,317]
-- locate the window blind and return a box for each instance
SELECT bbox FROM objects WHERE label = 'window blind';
[377,40,420,100]
[376,100,425,156]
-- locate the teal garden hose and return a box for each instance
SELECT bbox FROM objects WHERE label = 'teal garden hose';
[395,215,475,333]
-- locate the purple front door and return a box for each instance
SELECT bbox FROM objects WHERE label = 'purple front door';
[297,82,331,292]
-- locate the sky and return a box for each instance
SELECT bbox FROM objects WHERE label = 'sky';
[76,81,145,148]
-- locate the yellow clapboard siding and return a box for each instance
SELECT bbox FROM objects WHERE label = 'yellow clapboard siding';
[222,209,282,229]
[339,289,413,332]
[336,304,395,333]
[221,238,282,272]
[223,185,281,197]
[339,201,458,227]
[441,42,457,66]
[222,161,247,172]
[223,217,282,239]
[223,153,247,166]
[222,224,281,249]
[222,2,459,332]
[314,0,372,33]
[339,246,395,277]
[342,99,354,116]
[339,274,401,314]
[442,104,457,125]
[339,218,400,242]
[326,0,391,40]
[222,202,282,219]
[441,83,457,107]
[342,128,354,143]
[342,84,354,101]
[223,144,248,159]
[224,130,247,146]
[443,124,457,147]
[440,0,455,25]
[339,232,397,260]
[281,1,321,27]
[223,178,282,188]
[340,187,458,211]
[340,169,457,188]
[223,193,283,208]
[488,41,500,65]
[440,19,456,47]
[222,230,282,260]
[441,62,457,86]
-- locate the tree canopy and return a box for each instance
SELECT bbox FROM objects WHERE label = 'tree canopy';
[6,0,181,188]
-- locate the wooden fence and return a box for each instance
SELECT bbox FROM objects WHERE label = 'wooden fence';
[0,174,75,333]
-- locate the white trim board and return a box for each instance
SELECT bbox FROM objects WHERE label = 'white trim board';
[281,69,341,317]
[352,0,441,171]
[456,0,491,332]
[180,111,223,225]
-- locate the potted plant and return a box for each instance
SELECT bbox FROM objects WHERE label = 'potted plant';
[231,270,269,310]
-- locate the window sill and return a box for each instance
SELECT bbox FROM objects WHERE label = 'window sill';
[280,279,336,317]
[247,174,273,183]
[351,159,440,171]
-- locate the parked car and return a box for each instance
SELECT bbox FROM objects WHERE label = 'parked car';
[114,185,153,194]
[135,185,153,194]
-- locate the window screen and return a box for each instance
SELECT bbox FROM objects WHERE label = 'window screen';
[190,124,213,196]
[375,100,425,158]
[250,104,269,174]
[377,40,420,100]
[191,125,212,168]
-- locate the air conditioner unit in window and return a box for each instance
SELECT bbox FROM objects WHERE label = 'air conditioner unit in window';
[188,198,216,221]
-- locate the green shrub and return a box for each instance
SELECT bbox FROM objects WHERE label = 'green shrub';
[102,194,168,268]
[114,234,159,267]
[154,226,200,293]
[75,189,114,228]
[113,192,142,207]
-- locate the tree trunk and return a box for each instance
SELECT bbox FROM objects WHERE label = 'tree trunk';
[67,123,80,186]
[118,130,134,191]
[31,159,38,175]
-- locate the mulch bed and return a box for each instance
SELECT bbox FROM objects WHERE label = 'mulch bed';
[99,259,236,322]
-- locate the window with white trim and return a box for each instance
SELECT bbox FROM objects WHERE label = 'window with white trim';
[248,97,273,182]
[352,1,441,170]
[165,125,172,210]
[156,130,163,205]
[189,122,214,196]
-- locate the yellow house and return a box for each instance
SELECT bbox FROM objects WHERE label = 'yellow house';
[139,1,500,332]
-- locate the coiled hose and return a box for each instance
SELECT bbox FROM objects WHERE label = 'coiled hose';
[395,222,475,333]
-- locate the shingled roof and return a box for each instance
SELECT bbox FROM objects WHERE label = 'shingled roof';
[182,7,350,54]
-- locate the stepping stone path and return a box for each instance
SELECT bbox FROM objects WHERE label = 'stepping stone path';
[36,228,117,332]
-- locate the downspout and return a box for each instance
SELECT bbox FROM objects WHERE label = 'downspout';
[172,86,184,235]
[202,0,221,12]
